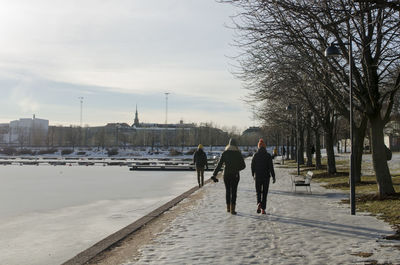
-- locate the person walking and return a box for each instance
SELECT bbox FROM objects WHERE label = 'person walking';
[193,144,208,187]
[251,139,276,215]
[273,147,278,159]
[211,138,246,215]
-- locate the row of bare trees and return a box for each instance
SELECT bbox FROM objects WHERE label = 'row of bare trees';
[221,0,400,197]
[43,124,237,149]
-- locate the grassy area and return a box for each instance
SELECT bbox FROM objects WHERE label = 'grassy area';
[283,157,400,238]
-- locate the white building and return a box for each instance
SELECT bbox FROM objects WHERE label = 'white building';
[2,115,49,146]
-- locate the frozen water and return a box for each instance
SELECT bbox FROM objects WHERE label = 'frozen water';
[0,165,199,265]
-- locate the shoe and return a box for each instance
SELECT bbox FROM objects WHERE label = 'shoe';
[230,204,237,215]
[261,209,266,215]
[257,203,261,214]
[227,204,230,213]
[211,176,219,182]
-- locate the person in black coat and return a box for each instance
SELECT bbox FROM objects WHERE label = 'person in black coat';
[193,144,208,187]
[212,138,246,215]
[251,139,276,214]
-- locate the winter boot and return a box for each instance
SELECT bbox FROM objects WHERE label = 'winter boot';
[230,204,237,215]
[257,203,261,214]
[227,204,230,213]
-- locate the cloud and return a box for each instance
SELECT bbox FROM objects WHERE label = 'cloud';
[0,0,252,128]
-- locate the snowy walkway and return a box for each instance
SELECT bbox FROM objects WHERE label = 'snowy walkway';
[128,160,400,265]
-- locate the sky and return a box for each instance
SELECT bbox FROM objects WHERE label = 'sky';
[0,0,255,130]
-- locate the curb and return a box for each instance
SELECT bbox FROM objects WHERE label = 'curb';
[61,177,214,265]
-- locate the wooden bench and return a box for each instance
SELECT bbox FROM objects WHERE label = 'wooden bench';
[291,171,313,193]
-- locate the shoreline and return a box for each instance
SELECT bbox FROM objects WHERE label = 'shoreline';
[61,177,214,265]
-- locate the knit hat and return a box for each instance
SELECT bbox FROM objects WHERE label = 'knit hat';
[198,144,203,149]
[258,139,266,148]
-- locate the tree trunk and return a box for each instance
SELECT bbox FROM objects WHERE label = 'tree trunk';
[369,114,396,197]
[286,135,290,160]
[315,129,322,169]
[336,140,340,154]
[353,117,367,184]
[306,119,313,167]
[290,129,295,160]
[299,124,305,165]
[325,130,337,174]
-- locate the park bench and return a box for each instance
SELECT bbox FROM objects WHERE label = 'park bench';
[291,171,313,194]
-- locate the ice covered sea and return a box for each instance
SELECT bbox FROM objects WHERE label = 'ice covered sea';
[0,164,199,265]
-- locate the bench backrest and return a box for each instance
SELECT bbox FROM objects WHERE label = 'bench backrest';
[304,171,313,184]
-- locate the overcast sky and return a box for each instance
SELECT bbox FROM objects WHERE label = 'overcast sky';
[0,0,254,130]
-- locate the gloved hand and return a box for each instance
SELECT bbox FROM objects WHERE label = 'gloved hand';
[273,178,276,184]
[211,176,219,182]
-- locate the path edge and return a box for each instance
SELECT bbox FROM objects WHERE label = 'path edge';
[61,178,214,265]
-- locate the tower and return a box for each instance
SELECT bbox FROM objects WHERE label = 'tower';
[134,105,139,127]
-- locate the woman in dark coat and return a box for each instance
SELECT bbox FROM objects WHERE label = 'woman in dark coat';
[212,138,246,215]
[251,139,276,214]
[193,144,208,187]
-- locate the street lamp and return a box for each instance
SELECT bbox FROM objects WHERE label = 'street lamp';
[286,104,300,176]
[325,36,355,215]
[78,97,84,127]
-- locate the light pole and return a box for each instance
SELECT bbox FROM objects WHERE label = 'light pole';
[325,35,355,215]
[78,97,84,127]
[164,92,170,147]
[286,104,300,176]
[165,92,170,125]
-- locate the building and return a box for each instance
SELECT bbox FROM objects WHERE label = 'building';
[0,123,10,144]
[384,115,400,151]
[1,115,49,146]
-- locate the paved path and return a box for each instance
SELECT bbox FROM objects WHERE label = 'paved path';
[126,160,400,265]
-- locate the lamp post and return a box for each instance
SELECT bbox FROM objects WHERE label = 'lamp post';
[286,104,300,176]
[78,97,84,127]
[165,92,170,125]
[325,35,355,215]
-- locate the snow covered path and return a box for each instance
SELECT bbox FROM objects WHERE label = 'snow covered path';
[130,160,400,265]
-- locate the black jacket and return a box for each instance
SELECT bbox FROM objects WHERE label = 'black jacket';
[251,147,275,180]
[193,149,208,168]
[212,145,246,177]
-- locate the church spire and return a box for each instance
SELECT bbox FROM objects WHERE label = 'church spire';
[134,104,139,127]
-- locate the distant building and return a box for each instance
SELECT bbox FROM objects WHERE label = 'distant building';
[131,107,196,130]
[242,126,262,136]
[133,105,139,127]
[0,123,10,144]
[1,115,49,146]
[385,114,400,151]
[240,126,263,146]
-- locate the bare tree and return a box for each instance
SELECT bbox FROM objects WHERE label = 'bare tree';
[222,0,399,196]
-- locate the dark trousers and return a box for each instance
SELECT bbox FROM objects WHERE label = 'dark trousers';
[255,177,271,210]
[196,166,204,186]
[224,173,240,205]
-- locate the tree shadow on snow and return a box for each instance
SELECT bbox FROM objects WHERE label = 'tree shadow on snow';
[236,212,391,240]
[269,189,347,199]
[239,188,346,199]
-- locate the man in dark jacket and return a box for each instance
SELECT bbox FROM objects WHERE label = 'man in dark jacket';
[212,138,246,215]
[251,139,276,214]
[193,144,208,187]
